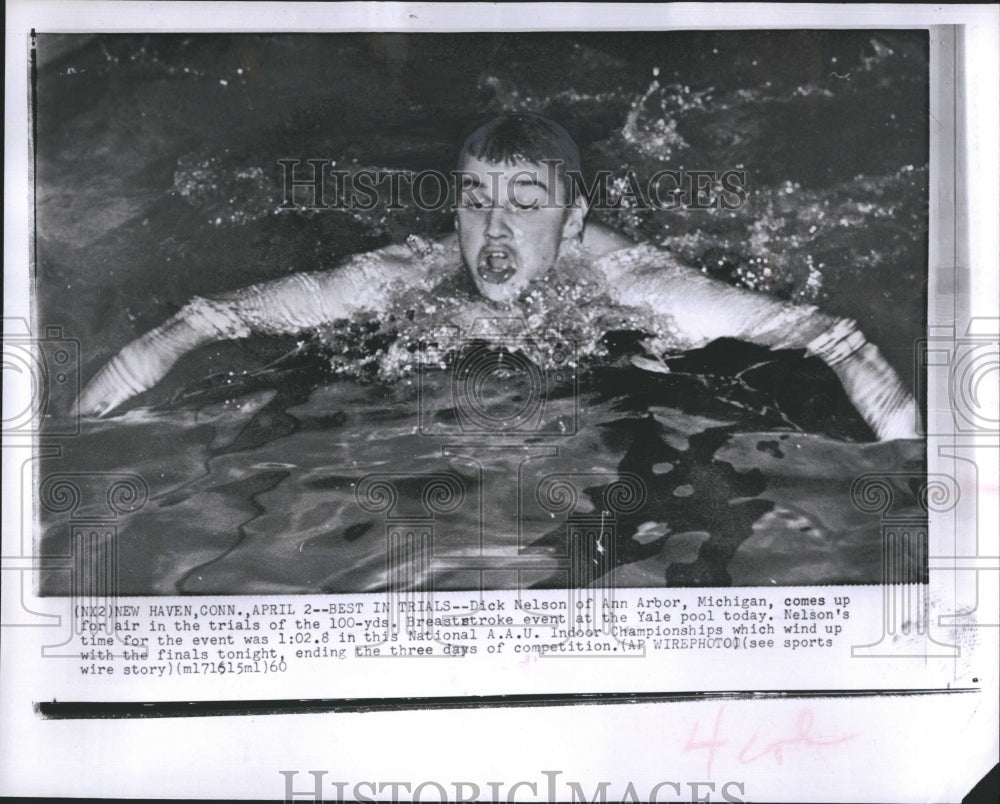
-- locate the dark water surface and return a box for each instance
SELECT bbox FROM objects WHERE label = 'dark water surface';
[34,32,928,593]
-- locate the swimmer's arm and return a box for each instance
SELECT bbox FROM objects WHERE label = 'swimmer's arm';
[76,238,449,416]
[604,258,920,441]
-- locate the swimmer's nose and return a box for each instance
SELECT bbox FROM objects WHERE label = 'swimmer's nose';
[485,204,513,237]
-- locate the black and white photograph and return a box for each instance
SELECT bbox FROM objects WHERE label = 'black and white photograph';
[35,28,930,595]
[3,3,998,802]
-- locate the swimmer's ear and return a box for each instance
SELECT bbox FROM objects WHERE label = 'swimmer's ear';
[560,193,588,241]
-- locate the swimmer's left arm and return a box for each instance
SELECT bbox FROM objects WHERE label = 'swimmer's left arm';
[76,237,452,416]
[602,254,920,440]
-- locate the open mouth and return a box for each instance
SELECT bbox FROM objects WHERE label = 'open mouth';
[477,246,518,284]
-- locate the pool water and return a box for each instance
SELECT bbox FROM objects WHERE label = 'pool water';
[33,32,928,594]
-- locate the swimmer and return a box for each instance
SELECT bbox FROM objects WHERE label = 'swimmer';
[77,113,920,440]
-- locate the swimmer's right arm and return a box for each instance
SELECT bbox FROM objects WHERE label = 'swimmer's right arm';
[76,239,447,416]
[598,248,921,441]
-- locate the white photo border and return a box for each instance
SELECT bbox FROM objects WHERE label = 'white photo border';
[3,3,998,802]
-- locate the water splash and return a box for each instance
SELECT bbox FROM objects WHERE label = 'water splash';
[310,246,689,381]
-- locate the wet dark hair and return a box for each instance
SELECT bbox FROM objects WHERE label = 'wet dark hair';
[458,113,581,198]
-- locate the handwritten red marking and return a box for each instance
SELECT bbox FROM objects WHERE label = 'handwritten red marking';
[738,708,857,766]
[684,706,728,777]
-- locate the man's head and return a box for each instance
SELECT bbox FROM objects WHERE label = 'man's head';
[455,113,588,303]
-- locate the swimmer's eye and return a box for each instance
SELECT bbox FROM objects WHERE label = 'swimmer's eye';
[459,198,539,212]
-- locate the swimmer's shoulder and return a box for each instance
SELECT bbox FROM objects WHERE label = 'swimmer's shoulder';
[581,220,635,257]
[581,221,684,275]
[436,231,459,250]
[339,231,461,276]
[582,221,708,299]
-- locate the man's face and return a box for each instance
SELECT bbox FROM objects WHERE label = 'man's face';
[455,155,585,303]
